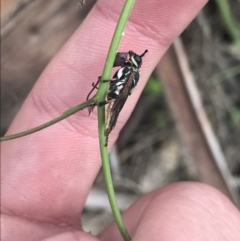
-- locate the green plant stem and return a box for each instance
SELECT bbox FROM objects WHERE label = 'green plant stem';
[1,98,96,141]
[97,1,135,241]
[214,0,240,51]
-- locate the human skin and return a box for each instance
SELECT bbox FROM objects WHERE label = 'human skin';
[2,0,240,240]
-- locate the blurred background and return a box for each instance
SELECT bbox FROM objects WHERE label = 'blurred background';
[1,0,240,234]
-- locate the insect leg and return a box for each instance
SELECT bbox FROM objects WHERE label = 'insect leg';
[86,76,101,101]
[98,98,116,107]
[105,136,108,146]
[87,76,115,102]
[92,83,98,89]
[101,78,117,83]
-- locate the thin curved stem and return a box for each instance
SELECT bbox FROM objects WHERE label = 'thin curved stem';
[97,1,135,241]
[1,98,96,141]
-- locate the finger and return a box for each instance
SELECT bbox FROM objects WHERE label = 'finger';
[40,231,99,241]
[100,183,240,241]
[2,0,207,237]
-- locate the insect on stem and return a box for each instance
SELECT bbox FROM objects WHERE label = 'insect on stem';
[86,50,148,146]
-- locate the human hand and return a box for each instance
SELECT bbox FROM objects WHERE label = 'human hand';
[2,0,240,240]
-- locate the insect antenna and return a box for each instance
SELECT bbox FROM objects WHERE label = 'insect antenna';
[140,49,148,58]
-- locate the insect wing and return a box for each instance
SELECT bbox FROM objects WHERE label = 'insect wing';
[105,73,135,136]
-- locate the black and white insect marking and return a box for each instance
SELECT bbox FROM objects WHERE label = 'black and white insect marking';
[87,50,148,146]
[102,50,148,145]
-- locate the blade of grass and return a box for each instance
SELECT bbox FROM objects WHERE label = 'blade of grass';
[214,0,240,51]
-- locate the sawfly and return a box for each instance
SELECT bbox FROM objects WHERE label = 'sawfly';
[87,50,148,146]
